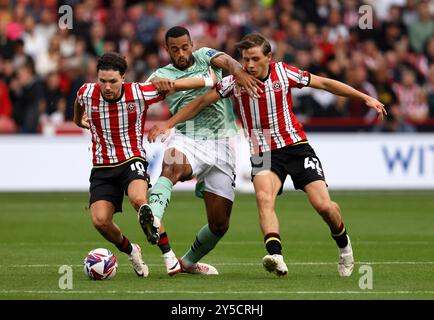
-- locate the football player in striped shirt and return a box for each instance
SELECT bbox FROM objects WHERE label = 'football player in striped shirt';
[73,52,217,277]
[147,33,387,278]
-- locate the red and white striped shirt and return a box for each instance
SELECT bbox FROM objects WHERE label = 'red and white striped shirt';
[217,62,310,154]
[77,82,163,166]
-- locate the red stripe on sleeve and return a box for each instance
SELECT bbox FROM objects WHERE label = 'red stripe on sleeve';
[139,83,164,107]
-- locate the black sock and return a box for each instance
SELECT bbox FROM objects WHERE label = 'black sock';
[331,223,349,248]
[158,232,171,254]
[264,233,282,255]
[116,235,133,254]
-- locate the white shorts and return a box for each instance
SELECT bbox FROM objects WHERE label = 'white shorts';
[166,132,236,202]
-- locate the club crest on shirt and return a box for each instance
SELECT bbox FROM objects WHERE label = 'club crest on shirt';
[272,80,282,92]
[205,49,218,57]
[127,103,136,112]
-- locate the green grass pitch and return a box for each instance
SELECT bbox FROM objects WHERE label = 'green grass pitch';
[0,191,433,300]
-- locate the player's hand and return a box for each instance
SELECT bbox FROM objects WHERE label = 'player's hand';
[366,98,387,121]
[233,68,263,98]
[233,84,244,97]
[150,77,174,93]
[148,123,170,143]
[77,114,90,129]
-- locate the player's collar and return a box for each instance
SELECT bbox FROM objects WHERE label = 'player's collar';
[258,65,271,82]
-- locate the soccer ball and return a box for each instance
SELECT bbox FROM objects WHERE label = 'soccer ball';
[83,248,118,280]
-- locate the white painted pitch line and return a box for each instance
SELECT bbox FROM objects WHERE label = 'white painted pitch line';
[0,290,433,295]
[212,261,434,266]
[1,261,434,268]
[0,240,432,246]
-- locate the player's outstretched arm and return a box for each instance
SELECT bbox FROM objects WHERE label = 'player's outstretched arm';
[172,68,217,92]
[149,69,217,95]
[211,53,262,98]
[147,89,221,143]
[73,98,90,129]
[309,74,387,120]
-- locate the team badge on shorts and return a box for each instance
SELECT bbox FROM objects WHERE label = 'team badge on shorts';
[272,81,282,92]
[127,104,136,112]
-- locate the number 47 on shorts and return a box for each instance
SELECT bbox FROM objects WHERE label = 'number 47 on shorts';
[304,157,323,177]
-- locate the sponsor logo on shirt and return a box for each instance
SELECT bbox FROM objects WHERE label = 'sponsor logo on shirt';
[205,49,218,57]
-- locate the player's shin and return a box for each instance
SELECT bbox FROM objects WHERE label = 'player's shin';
[262,233,288,276]
[158,232,171,254]
[331,222,349,248]
[332,223,354,277]
[148,176,173,220]
[264,233,282,255]
[116,234,133,254]
[183,224,221,266]
[158,232,181,275]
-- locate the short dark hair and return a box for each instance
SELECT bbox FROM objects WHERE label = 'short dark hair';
[165,26,191,45]
[96,52,127,75]
[236,33,271,55]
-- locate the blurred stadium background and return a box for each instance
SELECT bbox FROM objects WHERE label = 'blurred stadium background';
[0,0,433,300]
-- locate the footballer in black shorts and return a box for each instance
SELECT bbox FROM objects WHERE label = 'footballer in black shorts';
[89,157,151,213]
[250,142,326,195]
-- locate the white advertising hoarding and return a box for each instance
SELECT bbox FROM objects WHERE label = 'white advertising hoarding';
[0,133,433,191]
[308,134,434,189]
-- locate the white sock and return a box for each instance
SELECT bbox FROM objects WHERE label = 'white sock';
[339,237,352,254]
[129,244,137,255]
[163,249,176,258]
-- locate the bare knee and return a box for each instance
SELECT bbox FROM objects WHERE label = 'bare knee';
[91,214,112,232]
[161,163,186,184]
[255,190,274,210]
[314,200,334,216]
[129,197,147,210]
[161,149,191,183]
[209,220,229,237]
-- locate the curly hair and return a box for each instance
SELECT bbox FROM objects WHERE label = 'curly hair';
[96,52,127,75]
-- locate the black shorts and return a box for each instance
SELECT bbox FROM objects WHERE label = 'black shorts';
[250,143,326,195]
[89,157,150,213]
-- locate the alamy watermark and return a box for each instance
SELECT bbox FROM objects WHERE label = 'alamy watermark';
[359,5,373,30]
[58,5,73,30]
[358,265,373,290]
[58,265,73,289]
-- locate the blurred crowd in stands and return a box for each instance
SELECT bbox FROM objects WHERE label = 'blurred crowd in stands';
[0,0,433,134]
